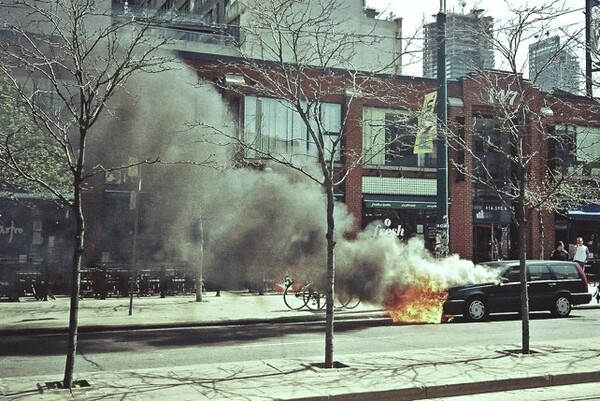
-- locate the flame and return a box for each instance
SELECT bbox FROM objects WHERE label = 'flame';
[384,284,448,324]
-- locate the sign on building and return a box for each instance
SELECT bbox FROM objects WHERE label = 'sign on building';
[414,92,437,154]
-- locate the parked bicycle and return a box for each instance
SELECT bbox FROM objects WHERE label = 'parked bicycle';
[282,277,359,311]
[283,277,324,310]
[334,288,361,309]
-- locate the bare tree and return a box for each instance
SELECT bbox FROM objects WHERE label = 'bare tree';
[189,0,423,368]
[0,0,172,388]
[448,1,600,354]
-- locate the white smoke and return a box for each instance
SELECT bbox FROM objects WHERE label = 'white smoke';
[336,224,500,304]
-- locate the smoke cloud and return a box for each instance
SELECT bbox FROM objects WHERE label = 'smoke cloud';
[336,225,500,304]
[92,61,499,298]
[92,62,355,288]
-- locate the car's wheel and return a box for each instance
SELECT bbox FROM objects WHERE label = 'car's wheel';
[465,298,488,321]
[551,295,571,317]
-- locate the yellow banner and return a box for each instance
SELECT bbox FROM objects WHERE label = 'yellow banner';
[414,92,437,154]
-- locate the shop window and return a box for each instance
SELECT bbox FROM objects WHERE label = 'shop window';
[244,96,341,162]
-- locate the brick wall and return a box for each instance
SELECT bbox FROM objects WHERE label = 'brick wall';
[183,55,600,261]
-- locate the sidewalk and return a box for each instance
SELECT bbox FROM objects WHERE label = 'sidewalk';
[1,291,600,400]
[0,291,387,334]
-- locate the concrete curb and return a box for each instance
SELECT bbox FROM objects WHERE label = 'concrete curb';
[0,312,391,336]
[311,370,600,401]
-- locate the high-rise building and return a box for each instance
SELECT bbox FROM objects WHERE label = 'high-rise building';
[528,35,580,94]
[423,8,494,79]
[111,0,403,74]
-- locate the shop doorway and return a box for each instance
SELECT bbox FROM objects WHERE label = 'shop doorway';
[473,224,511,263]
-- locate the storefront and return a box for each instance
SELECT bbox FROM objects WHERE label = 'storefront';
[472,201,515,263]
[0,194,74,295]
[363,194,437,252]
[567,204,600,257]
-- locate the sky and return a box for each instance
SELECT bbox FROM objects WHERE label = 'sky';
[363,0,588,78]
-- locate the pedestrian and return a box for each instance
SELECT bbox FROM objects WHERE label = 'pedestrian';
[573,237,590,271]
[588,234,599,257]
[159,266,168,298]
[550,241,570,261]
[94,266,107,299]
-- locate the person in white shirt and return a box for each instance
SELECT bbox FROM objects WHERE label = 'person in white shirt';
[573,237,590,271]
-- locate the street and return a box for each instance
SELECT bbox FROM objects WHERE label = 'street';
[2,307,599,378]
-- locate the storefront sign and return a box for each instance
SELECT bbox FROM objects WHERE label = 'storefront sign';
[473,203,512,223]
[0,220,24,243]
[374,218,405,238]
[365,201,437,209]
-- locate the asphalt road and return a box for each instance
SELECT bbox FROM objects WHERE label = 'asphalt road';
[2,308,599,378]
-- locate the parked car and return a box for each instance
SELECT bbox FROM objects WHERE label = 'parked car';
[443,260,592,322]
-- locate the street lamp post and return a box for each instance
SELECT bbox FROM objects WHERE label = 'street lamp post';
[128,170,141,316]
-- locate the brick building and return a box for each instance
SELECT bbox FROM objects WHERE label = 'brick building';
[182,52,600,263]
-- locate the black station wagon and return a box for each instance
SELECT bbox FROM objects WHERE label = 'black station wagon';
[443,260,592,321]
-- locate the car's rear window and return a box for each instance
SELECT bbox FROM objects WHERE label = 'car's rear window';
[548,263,580,279]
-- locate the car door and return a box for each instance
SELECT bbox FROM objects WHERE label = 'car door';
[526,263,554,311]
[487,265,521,313]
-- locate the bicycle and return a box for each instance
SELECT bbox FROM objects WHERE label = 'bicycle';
[334,289,361,309]
[283,277,357,311]
[302,282,325,311]
[283,277,326,310]
[283,277,308,310]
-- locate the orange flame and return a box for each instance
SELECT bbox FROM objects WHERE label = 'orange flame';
[384,284,448,324]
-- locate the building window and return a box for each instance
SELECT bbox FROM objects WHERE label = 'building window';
[362,107,435,168]
[472,116,512,199]
[575,126,600,168]
[555,124,600,176]
[455,117,465,181]
[550,124,575,175]
[243,96,341,162]
[228,16,240,43]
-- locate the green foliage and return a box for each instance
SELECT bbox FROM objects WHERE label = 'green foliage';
[0,79,71,196]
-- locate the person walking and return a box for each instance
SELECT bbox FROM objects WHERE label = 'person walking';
[573,237,590,271]
[550,241,570,261]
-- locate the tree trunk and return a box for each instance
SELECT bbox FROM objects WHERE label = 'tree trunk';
[324,177,336,368]
[63,193,85,388]
[518,206,531,354]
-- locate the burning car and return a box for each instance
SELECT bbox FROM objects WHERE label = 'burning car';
[442,260,592,322]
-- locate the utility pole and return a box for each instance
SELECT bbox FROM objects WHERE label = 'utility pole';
[435,0,449,258]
